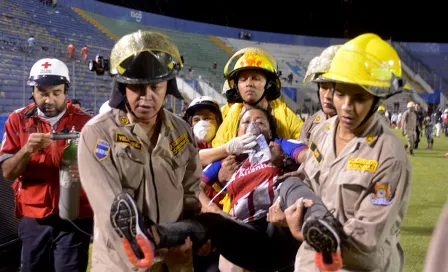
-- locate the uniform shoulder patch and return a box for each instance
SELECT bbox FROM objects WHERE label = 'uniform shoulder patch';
[170,133,189,156]
[115,133,143,151]
[370,183,392,205]
[347,158,378,173]
[95,139,110,161]
[309,141,323,165]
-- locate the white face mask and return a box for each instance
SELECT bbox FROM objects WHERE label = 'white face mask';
[193,120,217,143]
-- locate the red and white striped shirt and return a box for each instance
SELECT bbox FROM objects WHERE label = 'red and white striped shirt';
[228,160,281,222]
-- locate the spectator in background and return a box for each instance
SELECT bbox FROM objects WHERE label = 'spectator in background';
[287,72,293,84]
[394,101,400,112]
[71,99,81,109]
[402,101,417,156]
[434,108,443,137]
[27,35,35,55]
[443,109,448,136]
[67,43,75,59]
[81,45,88,61]
[415,103,424,149]
[391,111,398,128]
[424,115,435,150]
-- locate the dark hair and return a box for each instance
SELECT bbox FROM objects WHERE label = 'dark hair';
[237,106,277,140]
[72,99,81,106]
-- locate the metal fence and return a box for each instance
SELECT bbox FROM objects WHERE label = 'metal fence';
[392,42,448,92]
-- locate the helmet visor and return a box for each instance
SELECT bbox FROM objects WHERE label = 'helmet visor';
[113,50,180,85]
[110,31,183,84]
[27,75,70,87]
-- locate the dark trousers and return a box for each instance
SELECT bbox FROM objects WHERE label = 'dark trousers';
[159,177,327,272]
[19,215,92,272]
[415,125,421,148]
[193,252,220,272]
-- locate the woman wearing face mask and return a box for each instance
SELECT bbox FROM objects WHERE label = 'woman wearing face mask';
[183,96,228,211]
[110,107,344,272]
[184,96,223,149]
[183,96,224,272]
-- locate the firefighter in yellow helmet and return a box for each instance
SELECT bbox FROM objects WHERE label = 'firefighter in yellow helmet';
[220,79,233,119]
[78,30,202,271]
[199,47,303,166]
[377,104,390,126]
[293,34,411,272]
[300,45,341,145]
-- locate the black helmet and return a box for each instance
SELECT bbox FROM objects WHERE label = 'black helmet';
[109,30,184,103]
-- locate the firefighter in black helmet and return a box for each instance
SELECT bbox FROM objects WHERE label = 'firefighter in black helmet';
[78,30,202,271]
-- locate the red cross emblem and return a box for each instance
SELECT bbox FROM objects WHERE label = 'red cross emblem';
[41,62,52,69]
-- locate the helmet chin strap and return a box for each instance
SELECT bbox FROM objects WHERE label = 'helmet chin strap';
[330,85,379,129]
[356,96,380,129]
[244,89,267,106]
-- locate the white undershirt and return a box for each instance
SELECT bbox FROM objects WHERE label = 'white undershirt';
[37,107,66,128]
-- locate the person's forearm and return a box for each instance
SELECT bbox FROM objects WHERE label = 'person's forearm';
[199,146,229,167]
[199,190,221,214]
[1,146,33,181]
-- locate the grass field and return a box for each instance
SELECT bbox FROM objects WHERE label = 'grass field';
[394,130,448,272]
[86,131,448,272]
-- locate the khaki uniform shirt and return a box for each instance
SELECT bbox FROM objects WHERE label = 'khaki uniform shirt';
[401,110,416,133]
[377,112,390,127]
[299,110,328,145]
[295,116,411,272]
[78,109,202,272]
[424,202,448,272]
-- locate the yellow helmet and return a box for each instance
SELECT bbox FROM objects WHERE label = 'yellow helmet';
[223,47,281,102]
[303,45,342,86]
[377,105,385,111]
[321,33,405,98]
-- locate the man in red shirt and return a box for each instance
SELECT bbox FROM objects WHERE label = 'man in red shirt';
[0,58,93,272]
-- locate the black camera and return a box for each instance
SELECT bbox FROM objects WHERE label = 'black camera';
[88,55,110,76]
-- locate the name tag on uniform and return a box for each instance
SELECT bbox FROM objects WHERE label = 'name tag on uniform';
[115,133,143,151]
[347,158,378,173]
[170,133,189,156]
